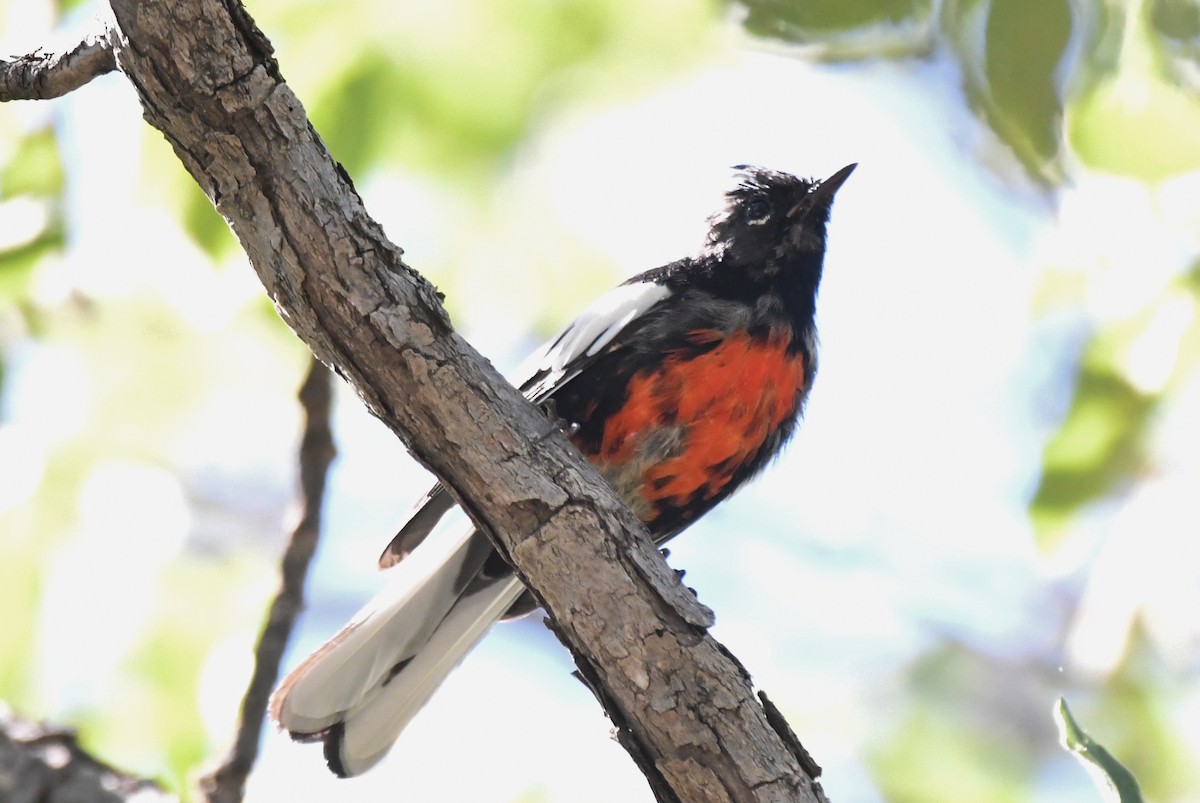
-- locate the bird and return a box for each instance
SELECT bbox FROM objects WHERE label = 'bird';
[270,163,856,777]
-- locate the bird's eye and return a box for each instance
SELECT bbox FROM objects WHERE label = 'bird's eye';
[745,197,771,222]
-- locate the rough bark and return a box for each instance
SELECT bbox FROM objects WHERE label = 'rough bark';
[0,33,115,101]
[0,708,174,803]
[7,2,829,799]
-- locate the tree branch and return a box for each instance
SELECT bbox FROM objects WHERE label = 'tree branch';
[103,1,826,799]
[197,357,335,803]
[0,706,175,802]
[0,32,116,102]
[6,1,828,798]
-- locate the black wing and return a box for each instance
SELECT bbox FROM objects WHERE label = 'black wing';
[377,278,674,568]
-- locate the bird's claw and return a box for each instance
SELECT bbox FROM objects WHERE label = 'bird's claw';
[541,399,581,437]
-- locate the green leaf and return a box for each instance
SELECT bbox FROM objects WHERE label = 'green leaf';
[1148,0,1200,92]
[870,646,1035,803]
[871,707,1028,803]
[137,129,237,260]
[1150,0,1200,41]
[740,0,924,34]
[1031,341,1156,545]
[736,0,935,57]
[181,180,238,260]
[1,127,65,199]
[0,218,65,300]
[1055,698,1145,803]
[984,0,1071,169]
[1067,0,1200,180]
[942,0,1072,180]
[308,44,537,179]
[0,550,41,699]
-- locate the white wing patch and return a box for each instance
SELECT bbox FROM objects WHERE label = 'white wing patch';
[510,280,671,398]
[540,280,671,374]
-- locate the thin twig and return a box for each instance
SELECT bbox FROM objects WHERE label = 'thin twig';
[197,356,336,803]
[0,31,116,102]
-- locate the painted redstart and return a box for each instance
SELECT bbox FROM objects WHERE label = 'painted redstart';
[271,163,856,776]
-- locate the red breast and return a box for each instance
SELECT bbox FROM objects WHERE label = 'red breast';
[575,328,806,523]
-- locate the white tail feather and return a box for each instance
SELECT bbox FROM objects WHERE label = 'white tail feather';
[332,574,525,775]
[271,521,523,774]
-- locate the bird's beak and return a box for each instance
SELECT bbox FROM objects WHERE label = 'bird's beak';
[787,163,857,219]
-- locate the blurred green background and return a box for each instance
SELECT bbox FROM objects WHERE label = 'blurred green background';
[1,0,1198,800]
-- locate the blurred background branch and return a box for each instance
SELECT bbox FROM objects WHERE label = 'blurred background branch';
[0,707,174,802]
[197,357,334,803]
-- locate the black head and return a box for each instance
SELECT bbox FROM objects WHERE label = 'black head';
[700,164,856,280]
